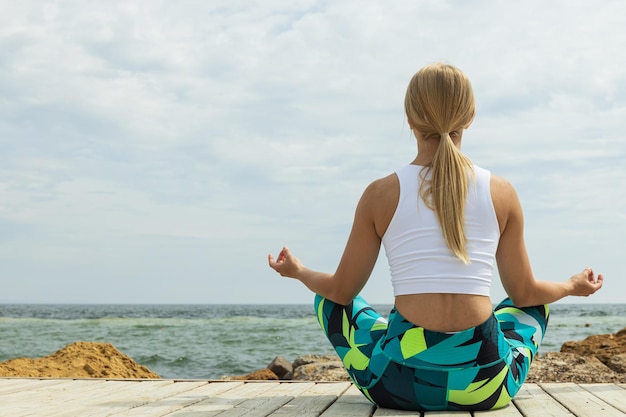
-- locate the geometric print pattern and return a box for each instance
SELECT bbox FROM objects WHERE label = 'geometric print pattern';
[315,295,549,411]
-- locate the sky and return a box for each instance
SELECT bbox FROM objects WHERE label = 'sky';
[1,0,624,304]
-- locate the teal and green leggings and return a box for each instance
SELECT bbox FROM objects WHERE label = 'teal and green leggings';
[314,295,549,411]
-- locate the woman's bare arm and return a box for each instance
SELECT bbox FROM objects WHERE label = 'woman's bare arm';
[492,175,603,307]
[268,181,384,305]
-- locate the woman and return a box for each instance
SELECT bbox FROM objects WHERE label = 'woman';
[268,63,603,411]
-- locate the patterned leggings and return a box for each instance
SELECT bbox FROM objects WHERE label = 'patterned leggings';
[314,295,549,411]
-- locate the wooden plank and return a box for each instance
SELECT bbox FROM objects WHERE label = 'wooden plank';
[42,380,149,416]
[542,383,625,417]
[374,406,422,416]
[269,382,352,417]
[474,402,524,417]
[162,380,289,416]
[20,380,205,417]
[0,380,109,416]
[44,380,177,416]
[111,381,249,417]
[319,384,375,417]
[424,412,470,416]
[0,379,107,403]
[0,378,66,395]
[96,380,209,416]
[46,381,147,417]
[45,380,212,417]
[580,384,626,413]
[204,382,317,417]
[512,383,574,417]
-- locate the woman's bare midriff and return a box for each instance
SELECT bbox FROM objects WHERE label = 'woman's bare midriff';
[394,293,494,333]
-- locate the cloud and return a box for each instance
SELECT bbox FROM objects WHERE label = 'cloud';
[0,0,624,303]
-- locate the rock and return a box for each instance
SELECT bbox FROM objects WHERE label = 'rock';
[0,342,160,379]
[607,353,626,373]
[222,368,278,381]
[292,354,350,382]
[268,356,293,380]
[292,354,341,368]
[292,362,351,381]
[560,326,626,366]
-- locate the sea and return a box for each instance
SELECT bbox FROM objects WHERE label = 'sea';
[1,304,624,380]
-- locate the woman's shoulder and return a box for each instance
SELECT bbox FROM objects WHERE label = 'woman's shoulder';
[363,173,401,238]
[472,165,514,191]
[371,171,398,186]
[488,171,516,195]
[488,171,522,229]
[367,171,399,193]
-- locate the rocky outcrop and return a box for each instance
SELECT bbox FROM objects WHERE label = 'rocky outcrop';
[560,326,626,370]
[525,326,626,383]
[291,354,351,381]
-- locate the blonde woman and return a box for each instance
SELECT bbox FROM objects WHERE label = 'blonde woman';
[268,63,603,411]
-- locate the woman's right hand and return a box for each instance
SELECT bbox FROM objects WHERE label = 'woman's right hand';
[268,246,304,279]
[568,267,604,297]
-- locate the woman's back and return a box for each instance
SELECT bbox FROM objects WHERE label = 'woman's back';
[371,164,500,332]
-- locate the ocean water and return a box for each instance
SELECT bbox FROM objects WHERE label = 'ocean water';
[0,303,624,379]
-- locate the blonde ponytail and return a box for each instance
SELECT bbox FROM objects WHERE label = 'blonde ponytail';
[406,63,476,263]
[420,132,474,263]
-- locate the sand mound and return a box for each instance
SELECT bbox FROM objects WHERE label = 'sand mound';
[0,342,160,379]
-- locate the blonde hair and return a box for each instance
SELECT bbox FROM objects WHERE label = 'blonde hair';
[404,63,476,263]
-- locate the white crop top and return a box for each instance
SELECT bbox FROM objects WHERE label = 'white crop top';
[382,164,500,296]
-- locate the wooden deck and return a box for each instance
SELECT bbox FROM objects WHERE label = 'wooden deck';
[0,379,624,416]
